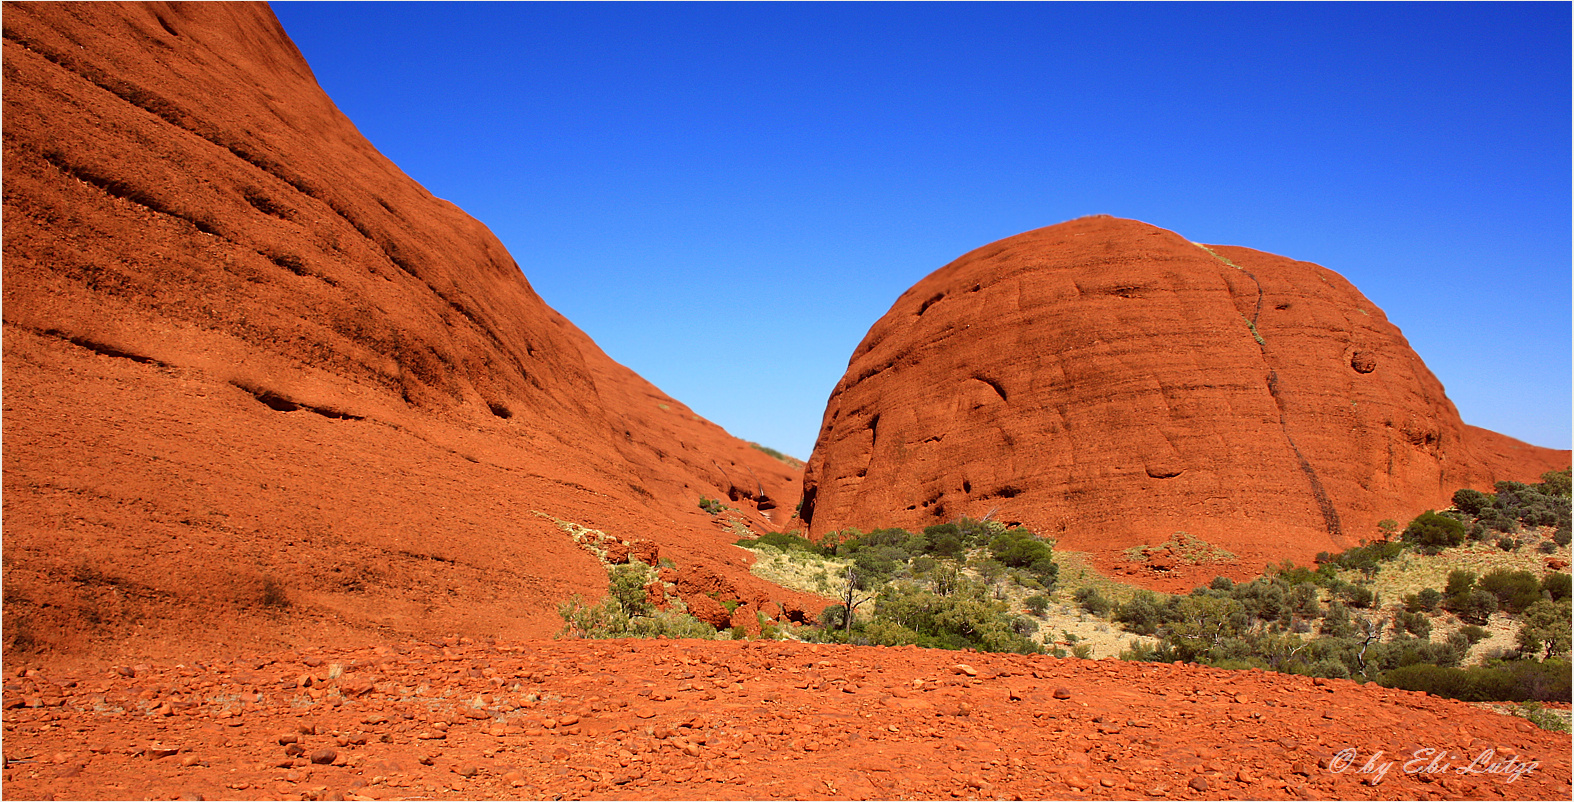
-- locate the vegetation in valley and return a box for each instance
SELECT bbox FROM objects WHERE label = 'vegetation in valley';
[1096,469,1572,708]
[737,518,1064,654]
[559,469,1572,716]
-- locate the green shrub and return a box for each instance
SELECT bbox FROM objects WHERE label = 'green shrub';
[1074,586,1113,617]
[1404,588,1443,614]
[987,528,1058,587]
[557,595,719,640]
[1478,569,1543,614]
[1396,610,1432,638]
[1024,594,1051,617]
[1445,570,1477,599]
[737,531,833,557]
[1451,488,1495,516]
[1420,659,1574,702]
[1380,663,1517,702]
[1512,701,1571,733]
[920,524,967,558]
[1341,584,1378,609]
[1449,588,1500,625]
[608,563,654,617]
[1458,625,1491,645]
[1544,572,1571,602]
[1116,591,1165,636]
[1402,510,1466,553]
[699,496,727,514]
[1320,601,1355,639]
[1317,541,1406,576]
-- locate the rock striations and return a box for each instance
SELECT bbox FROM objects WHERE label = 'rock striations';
[1,1,811,666]
[800,216,1568,586]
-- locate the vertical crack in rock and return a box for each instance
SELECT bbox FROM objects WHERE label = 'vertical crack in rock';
[1266,370,1346,545]
[1203,242,1346,545]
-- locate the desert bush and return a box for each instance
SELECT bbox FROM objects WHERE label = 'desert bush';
[1317,541,1406,577]
[1543,572,1571,602]
[1458,625,1491,645]
[1516,599,1573,659]
[1451,488,1495,516]
[1403,587,1443,614]
[1024,594,1051,617]
[868,579,1041,654]
[1341,583,1378,609]
[1074,586,1113,617]
[1512,701,1572,733]
[1395,610,1432,639]
[1402,510,1466,553]
[699,496,727,514]
[1449,588,1500,626]
[1320,601,1356,639]
[1116,591,1165,636]
[1444,569,1477,599]
[1380,663,1517,702]
[919,524,967,558]
[1478,569,1544,614]
[608,563,655,617]
[737,531,833,557]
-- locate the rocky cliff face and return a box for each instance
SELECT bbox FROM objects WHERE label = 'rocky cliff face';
[800,216,1567,586]
[2,1,809,665]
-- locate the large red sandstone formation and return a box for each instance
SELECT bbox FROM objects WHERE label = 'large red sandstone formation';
[800,216,1568,586]
[2,2,811,667]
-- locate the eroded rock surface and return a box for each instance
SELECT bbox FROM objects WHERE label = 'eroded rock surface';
[1,1,810,667]
[800,216,1568,585]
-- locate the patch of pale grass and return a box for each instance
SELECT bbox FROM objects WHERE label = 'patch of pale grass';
[739,545,845,600]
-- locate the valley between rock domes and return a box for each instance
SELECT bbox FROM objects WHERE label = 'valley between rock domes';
[3,4,1571,801]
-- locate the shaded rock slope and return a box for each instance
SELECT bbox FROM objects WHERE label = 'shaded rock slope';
[1,1,812,667]
[800,216,1568,588]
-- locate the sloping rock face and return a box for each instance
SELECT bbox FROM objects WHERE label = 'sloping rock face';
[800,216,1568,585]
[2,1,810,667]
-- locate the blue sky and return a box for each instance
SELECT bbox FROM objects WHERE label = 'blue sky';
[272,2,1570,459]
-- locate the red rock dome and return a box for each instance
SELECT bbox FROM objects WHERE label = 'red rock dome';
[2,1,811,665]
[799,216,1568,588]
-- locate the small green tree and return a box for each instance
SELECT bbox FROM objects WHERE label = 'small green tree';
[1516,599,1573,659]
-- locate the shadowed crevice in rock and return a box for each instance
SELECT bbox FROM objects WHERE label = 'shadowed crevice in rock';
[1265,370,1346,545]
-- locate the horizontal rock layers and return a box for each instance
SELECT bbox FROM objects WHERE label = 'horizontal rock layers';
[2,1,810,665]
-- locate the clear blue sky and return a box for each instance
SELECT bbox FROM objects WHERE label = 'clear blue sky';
[272,2,1571,459]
